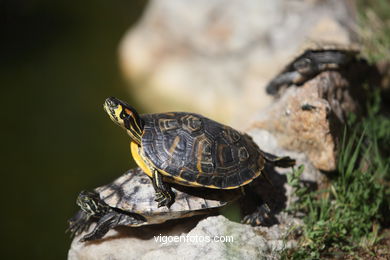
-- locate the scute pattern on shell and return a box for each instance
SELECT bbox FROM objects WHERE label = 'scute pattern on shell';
[141,112,265,188]
[95,168,227,218]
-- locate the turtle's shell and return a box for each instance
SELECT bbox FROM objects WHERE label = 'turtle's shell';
[140,112,265,189]
[95,168,239,225]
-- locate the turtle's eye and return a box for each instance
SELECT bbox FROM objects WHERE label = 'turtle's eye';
[120,111,128,119]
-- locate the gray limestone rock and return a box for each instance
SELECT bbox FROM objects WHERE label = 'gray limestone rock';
[68,215,298,260]
[68,127,314,260]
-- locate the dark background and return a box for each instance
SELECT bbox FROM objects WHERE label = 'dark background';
[1,0,146,258]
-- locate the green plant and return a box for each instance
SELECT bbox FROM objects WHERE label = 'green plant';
[283,102,390,258]
[357,0,390,63]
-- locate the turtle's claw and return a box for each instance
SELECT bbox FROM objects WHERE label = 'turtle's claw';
[157,200,167,208]
[154,191,174,208]
[241,213,266,226]
[242,204,271,226]
[154,192,164,201]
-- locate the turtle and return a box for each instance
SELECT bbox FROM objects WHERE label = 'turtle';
[67,167,245,242]
[103,97,295,208]
[265,42,361,95]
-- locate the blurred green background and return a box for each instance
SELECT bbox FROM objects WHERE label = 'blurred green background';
[1,0,146,258]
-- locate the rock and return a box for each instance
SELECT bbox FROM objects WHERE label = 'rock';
[247,128,324,206]
[119,0,357,125]
[67,126,318,259]
[68,215,297,260]
[68,127,320,259]
[248,71,361,171]
[68,217,199,260]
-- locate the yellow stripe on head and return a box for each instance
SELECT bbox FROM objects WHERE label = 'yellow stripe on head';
[114,105,123,120]
[104,97,144,144]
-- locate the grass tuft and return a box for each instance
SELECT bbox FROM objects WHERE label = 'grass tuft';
[356,0,390,63]
[283,91,390,259]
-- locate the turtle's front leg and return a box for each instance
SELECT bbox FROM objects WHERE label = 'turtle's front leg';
[80,211,144,242]
[67,210,92,238]
[151,169,175,208]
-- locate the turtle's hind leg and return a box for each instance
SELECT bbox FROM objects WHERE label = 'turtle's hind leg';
[240,185,278,227]
[151,169,175,208]
[242,204,272,226]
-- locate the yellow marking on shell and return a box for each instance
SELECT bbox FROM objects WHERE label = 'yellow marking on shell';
[258,155,266,171]
[168,136,180,155]
[150,157,262,189]
[161,166,261,189]
[130,142,153,178]
[217,144,227,165]
[239,173,260,187]
[196,142,204,173]
[131,141,262,189]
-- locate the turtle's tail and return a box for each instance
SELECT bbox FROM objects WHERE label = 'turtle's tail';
[272,156,296,168]
[262,151,296,168]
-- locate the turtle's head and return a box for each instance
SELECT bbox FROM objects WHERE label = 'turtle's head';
[77,190,110,217]
[103,97,144,144]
